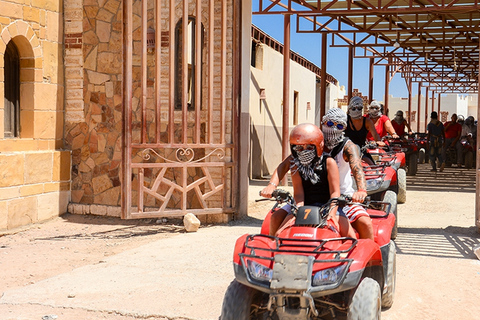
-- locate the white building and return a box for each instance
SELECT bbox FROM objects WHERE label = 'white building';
[387,93,475,131]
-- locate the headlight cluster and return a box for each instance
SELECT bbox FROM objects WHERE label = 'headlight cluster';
[312,264,348,286]
[247,259,273,283]
[366,177,382,190]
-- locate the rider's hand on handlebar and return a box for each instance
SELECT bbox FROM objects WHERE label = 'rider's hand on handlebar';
[352,190,367,203]
[391,133,399,139]
[376,141,386,147]
[259,183,277,198]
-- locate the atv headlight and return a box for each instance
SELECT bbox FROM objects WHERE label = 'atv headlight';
[247,259,273,283]
[312,264,348,286]
[366,177,382,190]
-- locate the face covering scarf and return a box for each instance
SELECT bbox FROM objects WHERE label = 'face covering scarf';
[394,115,404,125]
[349,107,363,119]
[290,149,321,184]
[369,108,381,118]
[322,125,345,150]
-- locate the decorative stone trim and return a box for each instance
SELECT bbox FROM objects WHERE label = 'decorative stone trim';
[65,33,82,49]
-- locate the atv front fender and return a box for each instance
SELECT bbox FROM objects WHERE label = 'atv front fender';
[232,234,249,265]
[349,240,383,274]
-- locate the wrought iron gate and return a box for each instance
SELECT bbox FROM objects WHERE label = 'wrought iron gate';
[122,0,237,218]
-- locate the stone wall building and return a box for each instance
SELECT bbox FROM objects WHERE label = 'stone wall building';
[1,0,252,231]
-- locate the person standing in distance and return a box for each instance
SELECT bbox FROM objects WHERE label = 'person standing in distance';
[426,111,445,172]
[442,113,462,167]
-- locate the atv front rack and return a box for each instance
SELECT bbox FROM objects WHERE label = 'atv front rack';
[244,234,357,256]
[237,235,357,293]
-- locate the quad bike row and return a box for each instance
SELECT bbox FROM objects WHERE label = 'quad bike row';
[411,133,475,169]
[221,190,396,320]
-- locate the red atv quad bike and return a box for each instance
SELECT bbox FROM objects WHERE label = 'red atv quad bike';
[358,162,398,239]
[363,141,407,205]
[413,133,428,164]
[446,135,476,169]
[388,135,419,176]
[221,190,396,320]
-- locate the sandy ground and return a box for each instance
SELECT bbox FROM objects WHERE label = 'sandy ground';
[0,162,479,320]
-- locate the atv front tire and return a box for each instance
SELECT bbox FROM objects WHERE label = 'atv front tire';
[418,148,425,164]
[407,153,417,176]
[383,190,398,240]
[347,277,381,320]
[465,151,474,169]
[220,280,270,320]
[397,168,407,203]
[382,241,396,309]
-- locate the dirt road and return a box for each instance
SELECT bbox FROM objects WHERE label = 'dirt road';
[0,163,479,320]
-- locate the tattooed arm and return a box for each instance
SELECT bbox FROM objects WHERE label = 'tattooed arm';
[343,140,367,203]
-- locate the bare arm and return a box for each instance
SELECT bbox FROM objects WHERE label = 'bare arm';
[260,155,292,198]
[384,119,399,139]
[405,120,413,134]
[453,126,461,145]
[326,158,340,227]
[343,141,367,203]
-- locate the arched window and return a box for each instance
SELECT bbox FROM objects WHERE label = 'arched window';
[175,18,204,110]
[4,41,20,138]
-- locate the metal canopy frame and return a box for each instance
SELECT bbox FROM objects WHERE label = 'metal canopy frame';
[254,0,480,93]
[253,0,480,231]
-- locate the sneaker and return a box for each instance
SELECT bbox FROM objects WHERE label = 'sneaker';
[439,163,445,172]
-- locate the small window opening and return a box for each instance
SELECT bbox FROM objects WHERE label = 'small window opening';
[4,41,20,138]
[293,91,299,126]
[175,18,204,110]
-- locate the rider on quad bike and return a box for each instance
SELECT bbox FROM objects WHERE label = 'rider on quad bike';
[261,123,354,239]
[221,123,397,320]
[261,110,374,241]
[221,189,397,320]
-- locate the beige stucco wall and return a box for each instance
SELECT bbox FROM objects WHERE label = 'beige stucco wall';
[250,44,317,178]
[249,40,341,178]
[0,2,69,231]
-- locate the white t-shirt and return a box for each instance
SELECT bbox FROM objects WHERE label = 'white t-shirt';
[333,144,355,196]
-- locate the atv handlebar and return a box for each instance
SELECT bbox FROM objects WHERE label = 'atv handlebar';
[263,189,371,209]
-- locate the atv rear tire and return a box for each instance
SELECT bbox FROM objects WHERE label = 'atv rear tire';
[407,153,417,176]
[383,190,398,240]
[220,280,270,320]
[397,168,407,204]
[465,151,474,169]
[347,277,381,320]
[418,148,425,164]
[382,241,396,309]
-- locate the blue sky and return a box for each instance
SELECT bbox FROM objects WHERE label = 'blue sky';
[250,1,409,101]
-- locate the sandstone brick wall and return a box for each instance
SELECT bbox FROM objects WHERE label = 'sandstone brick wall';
[64,0,123,213]
[0,151,71,230]
[0,1,69,231]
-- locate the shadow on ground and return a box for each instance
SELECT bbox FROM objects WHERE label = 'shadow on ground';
[396,226,480,259]
[407,163,476,193]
